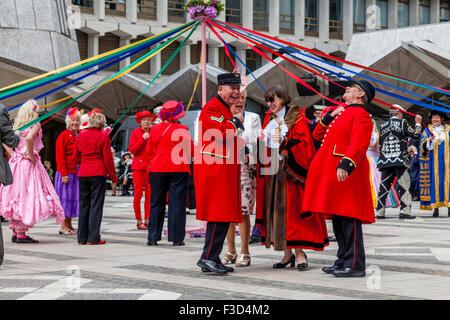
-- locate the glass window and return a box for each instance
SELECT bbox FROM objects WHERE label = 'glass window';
[105,0,126,12]
[377,0,388,29]
[168,0,186,22]
[353,0,366,32]
[280,0,294,33]
[398,0,410,27]
[305,0,319,35]
[72,0,93,7]
[440,0,449,22]
[226,0,242,25]
[138,0,157,20]
[246,50,262,72]
[253,0,269,31]
[419,0,430,24]
[329,0,343,38]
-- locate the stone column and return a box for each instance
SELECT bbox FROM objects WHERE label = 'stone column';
[180,43,191,69]
[294,0,305,39]
[319,0,329,42]
[88,33,99,70]
[126,0,137,24]
[235,48,247,71]
[94,0,105,21]
[269,0,280,35]
[119,38,131,70]
[150,44,162,76]
[242,0,253,30]
[410,0,419,26]
[430,0,440,23]
[342,0,353,42]
[157,0,168,27]
[208,46,220,67]
[388,0,399,28]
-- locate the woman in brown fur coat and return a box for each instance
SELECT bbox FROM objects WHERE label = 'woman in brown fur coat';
[255,86,329,271]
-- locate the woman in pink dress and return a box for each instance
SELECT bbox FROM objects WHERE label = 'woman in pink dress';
[0,100,65,243]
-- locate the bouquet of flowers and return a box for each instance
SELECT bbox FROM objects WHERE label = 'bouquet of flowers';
[184,0,224,20]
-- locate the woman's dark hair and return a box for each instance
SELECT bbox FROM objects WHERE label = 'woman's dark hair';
[264,86,291,105]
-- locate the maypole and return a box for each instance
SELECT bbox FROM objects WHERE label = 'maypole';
[201,19,207,107]
[185,0,224,108]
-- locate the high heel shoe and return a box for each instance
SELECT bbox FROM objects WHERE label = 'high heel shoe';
[297,252,308,271]
[273,254,295,269]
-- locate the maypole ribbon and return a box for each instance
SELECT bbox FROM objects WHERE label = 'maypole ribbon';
[16,23,196,131]
[112,22,200,128]
[2,24,194,103]
[216,20,449,96]
[220,22,450,111]
[209,20,345,107]
[0,22,195,96]
[205,20,265,92]
[212,21,434,134]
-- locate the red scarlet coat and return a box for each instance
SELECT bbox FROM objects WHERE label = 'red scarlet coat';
[255,107,329,250]
[73,128,118,183]
[146,122,194,173]
[129,127,149,172]
[55,129,78,176]
[301,104,375,224]
[194,96,244,223]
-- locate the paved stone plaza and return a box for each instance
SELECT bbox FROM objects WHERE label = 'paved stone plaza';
[1,195,450,300]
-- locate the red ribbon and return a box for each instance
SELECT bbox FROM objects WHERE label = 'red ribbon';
[217,20,449,94]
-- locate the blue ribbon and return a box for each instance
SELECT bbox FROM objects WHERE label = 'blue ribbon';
[216,20,450,111]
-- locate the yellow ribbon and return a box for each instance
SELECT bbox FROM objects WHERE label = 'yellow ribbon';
[181,50,202,123]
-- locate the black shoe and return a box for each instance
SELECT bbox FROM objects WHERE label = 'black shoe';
[0,216,8,223]
[273,254,295,269]
[399,213,416,219]
[332,267,366,277]
[201,262,234,273]
[375,215,386,219]
[322,265,343,274]
[433,211,439,217]
[147,241,158,246]
[297,253,308,271]
[16,236,39,244]
[173,241,185,246]
[197,259,227,275]
[249,235,261,244]
[219,262,234,273]
[328,235,337,242]
[11,235,17,243]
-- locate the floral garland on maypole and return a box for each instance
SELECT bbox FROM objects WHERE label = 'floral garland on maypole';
[184,0,224,20]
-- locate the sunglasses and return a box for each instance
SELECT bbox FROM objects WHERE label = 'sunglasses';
[265,96,275,103]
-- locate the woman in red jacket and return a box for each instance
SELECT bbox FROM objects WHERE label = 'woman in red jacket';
[145,101,194,246]
[55,108,81,235]
[73,109,117,245]
[128,111,156,230]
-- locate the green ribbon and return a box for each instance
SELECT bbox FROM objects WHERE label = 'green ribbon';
[0,22,194,99]
[17,23,197,132]
[112,22,200,128]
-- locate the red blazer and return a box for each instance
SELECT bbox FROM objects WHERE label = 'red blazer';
[129,127,149,172]
[73,128,118,183]
[146,122,194,173]
[301,104,374,223]
[194,96,244,223]
[55,129,78,176]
